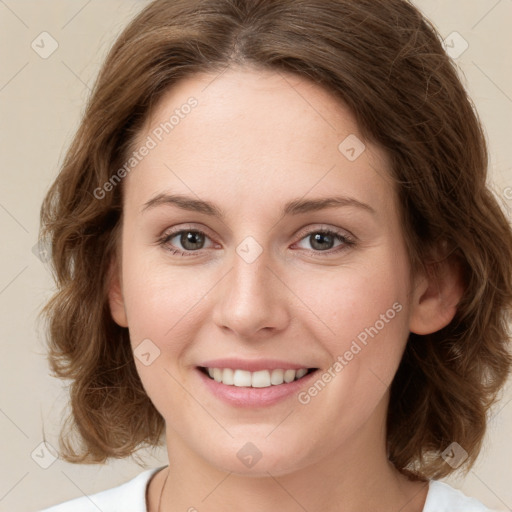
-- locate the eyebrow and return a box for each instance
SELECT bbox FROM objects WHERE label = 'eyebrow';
[141,193,376,218]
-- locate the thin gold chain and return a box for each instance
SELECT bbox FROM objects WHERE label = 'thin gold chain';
[157,468,170,512]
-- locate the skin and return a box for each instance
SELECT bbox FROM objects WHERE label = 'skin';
[109,66,463,512]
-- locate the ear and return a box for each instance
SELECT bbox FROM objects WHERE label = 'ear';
[409,247,465,335]
[107,256,128,328]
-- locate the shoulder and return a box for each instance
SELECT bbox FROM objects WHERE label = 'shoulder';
[423,480,494,512]
[38,466,166,512]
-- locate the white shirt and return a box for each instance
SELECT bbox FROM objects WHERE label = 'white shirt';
[39,466,494,512]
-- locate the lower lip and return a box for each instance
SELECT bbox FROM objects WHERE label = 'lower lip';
[196,368,319,408]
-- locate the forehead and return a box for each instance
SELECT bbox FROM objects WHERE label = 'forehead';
[141,65,364,157]
[126,66,395,217]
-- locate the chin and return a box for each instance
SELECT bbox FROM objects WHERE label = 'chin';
[199,439,313,477]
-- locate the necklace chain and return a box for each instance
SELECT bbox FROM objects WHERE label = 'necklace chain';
[156,468,170,512]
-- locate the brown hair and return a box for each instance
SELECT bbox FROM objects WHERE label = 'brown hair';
[40,0,512,480]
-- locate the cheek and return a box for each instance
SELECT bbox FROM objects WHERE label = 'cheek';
[120,259,201,414]
[120,246,202,342]
[291,247,411,396]
[292,268,410,434]
[297,260,408,344]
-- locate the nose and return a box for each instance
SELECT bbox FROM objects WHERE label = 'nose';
[211,245,291,339]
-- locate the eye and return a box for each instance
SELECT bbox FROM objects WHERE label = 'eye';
[158,228,215,257]
[293,228,356,254]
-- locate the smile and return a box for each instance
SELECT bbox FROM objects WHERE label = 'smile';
[199,367,317,388]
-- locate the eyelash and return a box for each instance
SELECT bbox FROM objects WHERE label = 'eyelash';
[157,226,356,257]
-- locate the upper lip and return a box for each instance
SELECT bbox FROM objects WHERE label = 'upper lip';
[199,358,317,372]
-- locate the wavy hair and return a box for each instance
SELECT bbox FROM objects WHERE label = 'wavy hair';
[40,0,512,480]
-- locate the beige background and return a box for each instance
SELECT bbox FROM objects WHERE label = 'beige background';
[0,1,511,511]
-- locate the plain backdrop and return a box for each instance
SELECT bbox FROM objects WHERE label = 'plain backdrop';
[0,1,511,511]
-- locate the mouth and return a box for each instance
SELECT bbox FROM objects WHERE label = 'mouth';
[198,366,318,388]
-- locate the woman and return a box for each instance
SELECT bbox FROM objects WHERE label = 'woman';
[39,0,512,510]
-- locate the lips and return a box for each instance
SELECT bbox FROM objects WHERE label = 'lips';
[196,363,320,407]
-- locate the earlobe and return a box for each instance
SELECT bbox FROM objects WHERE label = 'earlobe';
[409,253,465,335]
[107,257,128,328]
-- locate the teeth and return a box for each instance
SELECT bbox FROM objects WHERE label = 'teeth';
[221,368,234,385]
[233,369,252,387]
[270,369,284,385]
[204,367,311,387]
[251,370,271,388]
[296,368,308,379]
[284,369,296,383]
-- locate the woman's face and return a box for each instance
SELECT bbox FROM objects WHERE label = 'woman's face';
[110,66,421,475]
